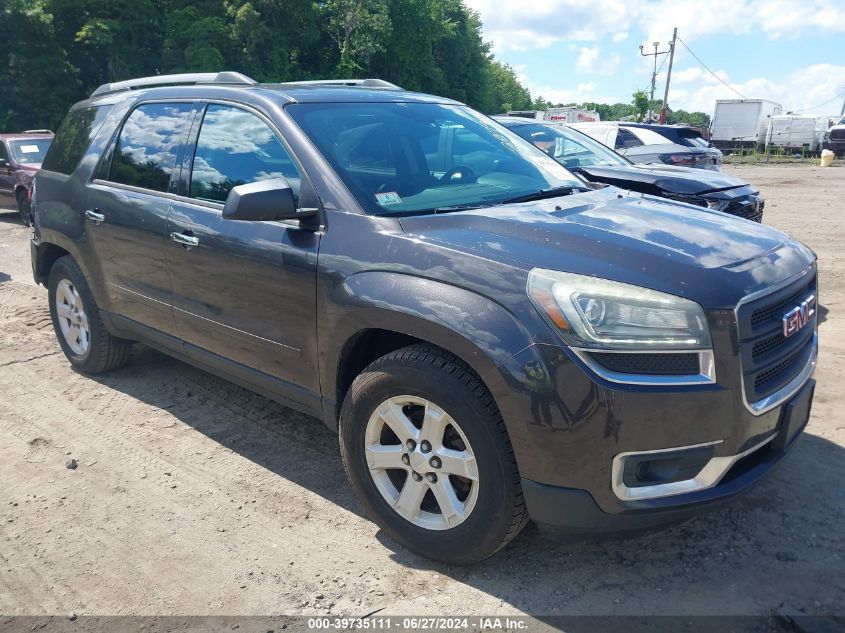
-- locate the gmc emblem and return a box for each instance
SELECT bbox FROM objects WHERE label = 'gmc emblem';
[782,295,816,338]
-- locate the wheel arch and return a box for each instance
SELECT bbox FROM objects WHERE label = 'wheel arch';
[322,271,534,429]
[33,242,72,286]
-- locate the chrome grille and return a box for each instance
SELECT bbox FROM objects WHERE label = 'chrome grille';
[737,271,817,405]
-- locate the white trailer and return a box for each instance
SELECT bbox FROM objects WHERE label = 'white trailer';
[765,115,823,152]
[710,99,782,150]
[543,107,600,123]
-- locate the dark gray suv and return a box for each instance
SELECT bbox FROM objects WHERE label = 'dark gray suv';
[32,73,818,563]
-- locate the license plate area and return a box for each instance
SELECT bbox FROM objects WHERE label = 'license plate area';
[771,379,815,452]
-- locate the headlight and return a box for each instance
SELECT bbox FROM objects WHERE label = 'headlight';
[705,199,729,211]
[527,269,711,350]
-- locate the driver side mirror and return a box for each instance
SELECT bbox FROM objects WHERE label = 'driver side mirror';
[0,158,8,168]
[222,177,317,224]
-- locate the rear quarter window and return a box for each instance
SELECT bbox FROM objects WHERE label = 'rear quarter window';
[675,131,710,148]
[42,105,112,175]
[626,127,674,146]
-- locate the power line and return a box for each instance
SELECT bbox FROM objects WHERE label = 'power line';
[677,36,747,99]
[792,92,845,112]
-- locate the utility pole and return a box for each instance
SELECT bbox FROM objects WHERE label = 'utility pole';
[640,39,671,122]
[659,28,678,124]
[840,86,845,116]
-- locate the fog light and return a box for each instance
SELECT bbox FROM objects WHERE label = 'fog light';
[621,444,715,488]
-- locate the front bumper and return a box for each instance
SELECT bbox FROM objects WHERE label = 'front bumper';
[488,265,818,532]
[523,378,814,535]
[823,139,845,155]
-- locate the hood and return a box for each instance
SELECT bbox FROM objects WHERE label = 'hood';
[576,163,748,195]
[398,188,813,308]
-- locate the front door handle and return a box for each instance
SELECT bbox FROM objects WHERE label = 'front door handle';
[85,209,105,225]
[170,231,199,249]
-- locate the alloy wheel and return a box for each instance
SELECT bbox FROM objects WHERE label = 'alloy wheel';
[364,395,479,530]
[55,279,90,356]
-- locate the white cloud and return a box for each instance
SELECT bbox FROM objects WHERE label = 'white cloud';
[612,32,628,43]
[465,0,845,51]
[666,64,845,116]
[525,80,620,106]
[465,0,634,51]
[576,46,621,76]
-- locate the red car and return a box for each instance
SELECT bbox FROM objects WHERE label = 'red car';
[0,130,53,225]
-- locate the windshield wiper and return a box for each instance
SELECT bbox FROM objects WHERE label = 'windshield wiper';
[379,203,492,218]
[500,185,580,205]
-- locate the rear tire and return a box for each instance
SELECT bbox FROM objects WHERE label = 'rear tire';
[16,190,31,227]
[48,256,132,374]
[339,344,528,564]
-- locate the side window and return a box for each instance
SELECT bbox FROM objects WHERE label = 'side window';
[42,106,111,175]
[0,142,8,164]
[189,104,301,204]
[108,103,193,193]
[615,128,644,150]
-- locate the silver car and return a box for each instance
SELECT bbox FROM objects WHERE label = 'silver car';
[568,121,723,170]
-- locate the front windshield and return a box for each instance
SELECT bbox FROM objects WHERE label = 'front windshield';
[286,102,582,215]
[839,118,845,126]
[10,138,52,164]
[506,122,627,169]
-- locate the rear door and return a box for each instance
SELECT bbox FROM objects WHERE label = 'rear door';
[86,101,195,333]
[166,102,321,400]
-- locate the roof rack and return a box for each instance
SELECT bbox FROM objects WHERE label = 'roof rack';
[276,78,402,90]
[90,72,257,98]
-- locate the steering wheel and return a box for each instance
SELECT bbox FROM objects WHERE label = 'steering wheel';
[438,165,477,185]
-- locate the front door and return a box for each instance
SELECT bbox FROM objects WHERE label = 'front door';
[85,101,194,333]
[166,103,320,401]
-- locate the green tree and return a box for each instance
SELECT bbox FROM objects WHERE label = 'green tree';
[324,0,391,75]
[484,61,532,113]
[0,0,78,130]
[0,0,540,128]
[631,89,649,122]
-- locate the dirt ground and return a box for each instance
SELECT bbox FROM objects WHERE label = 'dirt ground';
[0,165,843,624]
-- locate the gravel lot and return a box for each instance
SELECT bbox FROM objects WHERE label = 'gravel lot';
[0,165,843,625]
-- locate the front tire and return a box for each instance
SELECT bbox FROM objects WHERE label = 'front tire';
[339,345,528,564]
[48,256,132,374]
[16,190,31,227]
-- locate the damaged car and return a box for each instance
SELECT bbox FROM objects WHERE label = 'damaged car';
[498,117,763,222]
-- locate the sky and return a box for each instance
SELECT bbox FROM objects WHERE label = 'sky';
[465,0,845,118]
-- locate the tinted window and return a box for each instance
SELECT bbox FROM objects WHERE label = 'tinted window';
[287,102,580,216]
[190,104,301,203]
[615,128,643,150]
[109,103,192,193]
[42,106,111,175]
[507,122,627,167]
[0,143,8,163]
[675,129,710,148]
[10,139,52,164]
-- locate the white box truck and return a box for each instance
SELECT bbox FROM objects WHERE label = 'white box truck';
[710,99,782,150]
[764,115,823,153]
[543,107,601,123]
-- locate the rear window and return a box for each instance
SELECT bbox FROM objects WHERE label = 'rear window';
[675,129,710,148]
[108,102,193,193]
[10,138,52,164]
[42,106,111,175]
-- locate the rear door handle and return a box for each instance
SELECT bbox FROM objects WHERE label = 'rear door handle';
[170,231,199,249]
[85,209,105,225]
